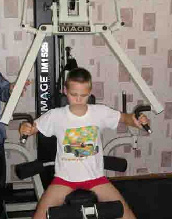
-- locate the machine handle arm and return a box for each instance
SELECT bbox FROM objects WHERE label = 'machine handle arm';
[134,105,152,134]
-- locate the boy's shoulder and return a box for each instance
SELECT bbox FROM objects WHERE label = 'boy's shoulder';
[45,105,68,116]
[89,104,108,110]
[89,104,120,115]
[53,105,68,112]
[89,104,109,113]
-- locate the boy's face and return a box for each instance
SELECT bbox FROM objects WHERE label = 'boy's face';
[65,81,91,106]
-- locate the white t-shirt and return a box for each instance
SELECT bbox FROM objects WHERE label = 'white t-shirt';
[35,104,121,182]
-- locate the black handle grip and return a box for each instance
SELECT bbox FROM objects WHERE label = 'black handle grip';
[13,113,34,144]
[122,91,127,113]
[13,113,33,123]
[134,105,152,134]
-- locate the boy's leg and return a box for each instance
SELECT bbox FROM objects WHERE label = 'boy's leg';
[33,184,73,219]
[91,182,136,219]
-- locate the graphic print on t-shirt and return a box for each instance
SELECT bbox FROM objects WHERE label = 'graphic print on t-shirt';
[63,126,99,158]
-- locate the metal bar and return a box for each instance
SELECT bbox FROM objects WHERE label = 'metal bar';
[6,202,37,212]
[0,30,46,125]
[5,143,44,199]
[100,30,164,114]
[20,0,28,26]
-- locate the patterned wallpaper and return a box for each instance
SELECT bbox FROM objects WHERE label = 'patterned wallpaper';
[0,0,172,184]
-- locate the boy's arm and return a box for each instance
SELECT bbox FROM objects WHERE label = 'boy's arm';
[120,113,148,129]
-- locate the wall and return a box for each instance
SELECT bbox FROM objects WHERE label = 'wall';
[0,0,172,186]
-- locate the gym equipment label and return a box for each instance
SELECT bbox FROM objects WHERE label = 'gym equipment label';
[58,25,91,32]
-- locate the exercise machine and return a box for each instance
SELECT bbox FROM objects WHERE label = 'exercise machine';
[1,0,162,193]
[1,0,164,126]
[1,0,161,218]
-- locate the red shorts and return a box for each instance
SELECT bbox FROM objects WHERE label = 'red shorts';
[51,176,109,190]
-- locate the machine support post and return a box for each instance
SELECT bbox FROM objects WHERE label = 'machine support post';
[0,30,46,124]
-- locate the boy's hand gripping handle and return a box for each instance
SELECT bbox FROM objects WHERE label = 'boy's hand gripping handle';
[134,105,152,134]
[12,113,34,144]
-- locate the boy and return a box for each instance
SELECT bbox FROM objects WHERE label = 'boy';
[20,67,149,219]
